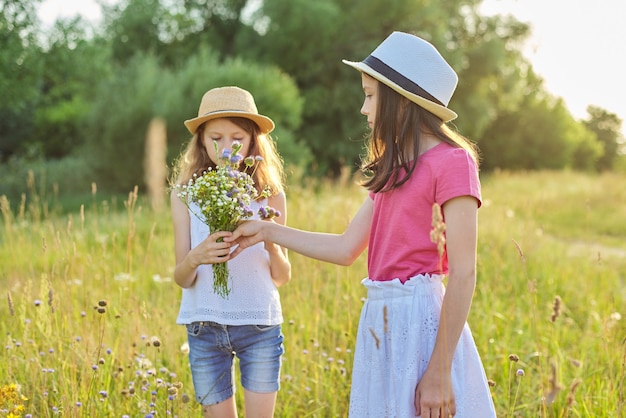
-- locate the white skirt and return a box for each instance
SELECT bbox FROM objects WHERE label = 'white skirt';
[348,274,497,418]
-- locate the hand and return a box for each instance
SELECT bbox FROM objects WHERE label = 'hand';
[224,220,268,258]
[188,230,233,266]
[415,366,456,417]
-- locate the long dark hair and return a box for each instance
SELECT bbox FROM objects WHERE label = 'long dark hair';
[360,80,479,193]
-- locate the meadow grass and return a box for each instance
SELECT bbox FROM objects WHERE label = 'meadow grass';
[1,170,624,417]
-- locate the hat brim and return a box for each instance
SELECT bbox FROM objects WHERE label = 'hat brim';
[342,60,457,122]
[184,110,275,135]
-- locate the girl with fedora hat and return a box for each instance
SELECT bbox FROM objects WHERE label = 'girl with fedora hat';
[170,86,290,417]
[227,32,497,417]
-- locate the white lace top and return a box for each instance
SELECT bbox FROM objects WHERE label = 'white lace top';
[176,199,283,326]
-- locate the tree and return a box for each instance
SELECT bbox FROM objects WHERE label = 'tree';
[82,48,304,193]
[33,17,113,158]
[102,0,168,65]
[479,93,601,171]
[0,0,43,160]
[584,106,623,171]
[239,0,537,176]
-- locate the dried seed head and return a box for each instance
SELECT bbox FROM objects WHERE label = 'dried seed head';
[369,328,380,350]
[508,354,520,362]
[48,288,55,313]
[429,203,446,257]
[551,296,562,322]
[7,291,14,316]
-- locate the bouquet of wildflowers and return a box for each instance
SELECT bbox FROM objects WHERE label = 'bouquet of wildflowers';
[175,141,280,298]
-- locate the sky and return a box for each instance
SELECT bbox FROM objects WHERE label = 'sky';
[38,0,626,127]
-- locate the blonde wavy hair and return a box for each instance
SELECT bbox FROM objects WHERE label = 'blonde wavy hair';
[170,117,285,197]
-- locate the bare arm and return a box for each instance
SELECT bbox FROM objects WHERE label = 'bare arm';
[170,189,233,288]
[264,191,291,287]
[415,195,479,417]
[227,197,373,265]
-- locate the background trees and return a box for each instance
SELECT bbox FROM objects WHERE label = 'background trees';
[0,0,623,200]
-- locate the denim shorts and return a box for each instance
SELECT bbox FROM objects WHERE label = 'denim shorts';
[185,321,284,405]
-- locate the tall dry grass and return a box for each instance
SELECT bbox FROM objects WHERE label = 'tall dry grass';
[1,169,624,417]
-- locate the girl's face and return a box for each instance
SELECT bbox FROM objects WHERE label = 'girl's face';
[360,73,378,129]
[201,118,252,165]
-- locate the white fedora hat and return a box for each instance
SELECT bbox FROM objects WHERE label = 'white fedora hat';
[342,31,458,122]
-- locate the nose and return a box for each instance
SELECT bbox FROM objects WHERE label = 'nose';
[360,100,368,116]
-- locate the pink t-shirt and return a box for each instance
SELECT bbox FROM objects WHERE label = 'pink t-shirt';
[367,142,482,282]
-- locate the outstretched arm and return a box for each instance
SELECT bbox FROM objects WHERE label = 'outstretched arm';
[264,191,291,287]
[226,197,373,266]
[415,195,479,418]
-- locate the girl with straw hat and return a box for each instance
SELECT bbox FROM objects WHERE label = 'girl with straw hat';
[227,32,497,417]
[170,86,290,417]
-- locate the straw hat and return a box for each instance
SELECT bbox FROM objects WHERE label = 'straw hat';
[184,86,275,135]
[342,31,458,121]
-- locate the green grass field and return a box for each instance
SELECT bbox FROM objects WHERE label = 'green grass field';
[1,170,624,417]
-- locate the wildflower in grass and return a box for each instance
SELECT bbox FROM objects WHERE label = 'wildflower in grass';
[34,299,42,306]
[174,141,279,297]
[0,383,28,416]
[516,368,525,377]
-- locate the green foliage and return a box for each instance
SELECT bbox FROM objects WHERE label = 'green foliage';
[0,0,44,159]
[82,48,304,193]
[584,105,624,171]
[0,155,94,206]
[103,0,169,65]
[1,171,625,416]
[0,0,621,182]
[479,95,602,170]
[32,18,113,159]
[451,12,533,141]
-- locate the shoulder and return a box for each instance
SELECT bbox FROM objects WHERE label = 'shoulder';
[428,144,478,172]
[268,190,286,205]
[170,187,190,215]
